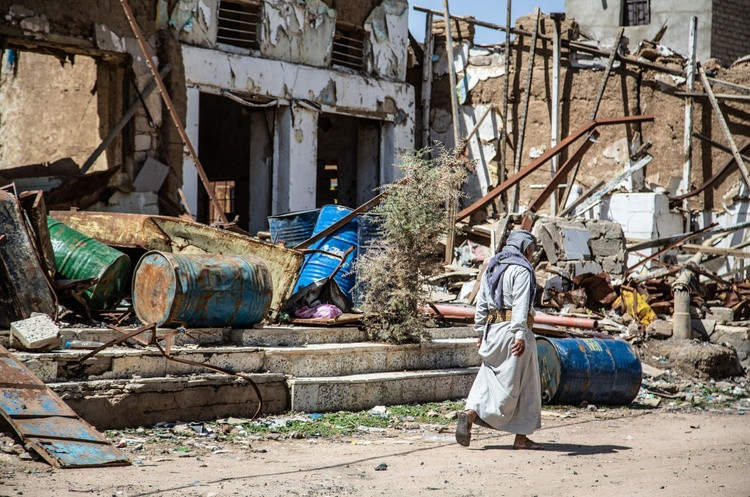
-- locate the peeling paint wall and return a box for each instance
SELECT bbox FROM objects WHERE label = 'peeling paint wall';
[169,0,219,47]
[363,0,409,80]
[181,43,415,212]
[261,0,336,67]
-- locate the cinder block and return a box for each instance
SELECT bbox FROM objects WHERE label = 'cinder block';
[10,314,60,350]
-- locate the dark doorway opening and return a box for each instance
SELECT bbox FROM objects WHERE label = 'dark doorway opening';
[316,113,381,208]
[197,92,272,234]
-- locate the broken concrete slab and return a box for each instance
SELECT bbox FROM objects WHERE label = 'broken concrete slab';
[644,340,743,379]
[10,314,60,350]
[133,157,169,192]
[711,325,750,370]
[706,307,735,325]
[51,373,286,429]
[647,319,673,339]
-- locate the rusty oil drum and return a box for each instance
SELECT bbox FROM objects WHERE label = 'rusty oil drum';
[47,217,131,311]
[132,251,273,327]
[536,337,642,405]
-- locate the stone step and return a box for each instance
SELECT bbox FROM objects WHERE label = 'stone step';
[0,325,474,348]
[49,373,287,430]
[289,368,478,413]
[17,339,480,382]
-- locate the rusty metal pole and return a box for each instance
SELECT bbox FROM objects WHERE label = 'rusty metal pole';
[118,0,228,224]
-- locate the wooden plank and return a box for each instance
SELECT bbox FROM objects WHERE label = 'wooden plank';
[567,154,653,218]
[680,243,749,258]
[549,13,564,215]
[498,0,512,210]
[442,0,460,263]
[511,7,540,212]
[558,180,605,217]
[119,0,228,224]
[421,12,435,151]
[697,63,750,189]
[559,28,623,211]
[457,115,655,221]
[681,17,697,222]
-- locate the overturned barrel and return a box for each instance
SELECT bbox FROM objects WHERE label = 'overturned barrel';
[536,337,642,405]
[132,251,273,327]
[47,217,131,311]
[293,204,358,300]
[268,208,320,246]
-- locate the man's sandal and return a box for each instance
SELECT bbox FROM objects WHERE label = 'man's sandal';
[455,411,471,447]
[513,438,544,450]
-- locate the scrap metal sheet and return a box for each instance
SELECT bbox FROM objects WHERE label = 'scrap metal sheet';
[0,345,129,468]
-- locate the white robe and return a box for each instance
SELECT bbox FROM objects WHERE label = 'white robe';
[465,264,542,435]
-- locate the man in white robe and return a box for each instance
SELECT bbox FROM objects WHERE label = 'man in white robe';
[455,229,543,449]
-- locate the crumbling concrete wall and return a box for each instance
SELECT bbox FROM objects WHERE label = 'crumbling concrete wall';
[0,52,106,171]
[169,0,219,48]
[428,12,750,214]
[261,0,336,67]
[363,0,409,80]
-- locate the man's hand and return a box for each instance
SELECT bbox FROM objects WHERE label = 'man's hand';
[511,338,525,356]
[476,337,483,348]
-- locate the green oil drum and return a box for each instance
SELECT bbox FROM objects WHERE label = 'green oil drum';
[47,217,131,310]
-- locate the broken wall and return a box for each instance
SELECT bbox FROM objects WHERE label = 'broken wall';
[0,52,107,172]
[261,0,336,67]
[427,12,750,214]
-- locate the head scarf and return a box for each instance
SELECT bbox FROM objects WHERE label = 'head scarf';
[502,229,537,256]
[485,229,537,310]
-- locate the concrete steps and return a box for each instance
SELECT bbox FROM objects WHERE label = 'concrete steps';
[289,368,477,413]
[6,325,479,427]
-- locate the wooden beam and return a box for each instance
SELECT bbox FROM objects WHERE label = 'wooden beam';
[529,130,600,213]
[558,180,605,217]
[697,62,750,190]
[420,12,435,151]
[456,115,655,221]
[627,223,716,273]
[80,64,172,175]
[681,243,750,258]
[498,0,512,211]
[549,13,564,215]
[511,7,540,213]
[681,17,697,224]
[559,28,623,211]
[674,91,750,103]
[119,0,228,224]
[442,0,460,263]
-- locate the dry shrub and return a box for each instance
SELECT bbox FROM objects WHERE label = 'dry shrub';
[356,148,466,343]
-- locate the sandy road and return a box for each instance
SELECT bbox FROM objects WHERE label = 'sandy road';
[2,408,749,497]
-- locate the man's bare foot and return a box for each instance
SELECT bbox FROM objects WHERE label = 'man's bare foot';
[513,435,544,450]
[455,410,477,447]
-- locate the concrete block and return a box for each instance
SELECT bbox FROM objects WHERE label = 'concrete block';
[557,260,602,278]
[646,340,743,379]
[601,255,625,278]
[711,325,750,370]
[706,307,734,325]
[134,133,152,151]
[10,314,60,350]
[560,226,592,260]
[691,319,716,340]
[646,319,673,339]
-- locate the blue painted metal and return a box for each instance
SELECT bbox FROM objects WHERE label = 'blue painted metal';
[132,251,273,327]
[536,337,642,405]
[268,208,320,246]
[293,205,359,299]
[0,345,129,468]
[47,217,131,310]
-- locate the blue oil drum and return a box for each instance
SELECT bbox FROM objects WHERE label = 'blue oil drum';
[132,251,273,327]
[292,204,358,299]
[536,337,642,405]
[267,208,320,246]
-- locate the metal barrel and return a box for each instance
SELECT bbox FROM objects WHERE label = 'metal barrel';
[293,204,358,299]
[267,208,320,246]
[132,251,273,327]
[536,337,642,405]
[47,217,131,311]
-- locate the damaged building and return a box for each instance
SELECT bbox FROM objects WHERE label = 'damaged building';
[0,0,414,234]
[0,0,749,469]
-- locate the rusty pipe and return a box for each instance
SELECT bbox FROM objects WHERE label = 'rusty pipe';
[420,304,599,329]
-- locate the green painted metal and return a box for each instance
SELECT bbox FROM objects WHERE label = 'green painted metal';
[47,217,131,310]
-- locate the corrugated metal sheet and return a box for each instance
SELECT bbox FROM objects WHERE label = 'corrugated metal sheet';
[48,211,303,316]
[0,345,129,468]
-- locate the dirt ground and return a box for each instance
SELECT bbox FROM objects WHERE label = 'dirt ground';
[1,406,748,497]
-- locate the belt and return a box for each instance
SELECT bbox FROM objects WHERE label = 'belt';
[486,308,534,328]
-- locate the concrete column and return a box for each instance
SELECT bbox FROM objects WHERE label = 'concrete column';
[248,111,272,234]
[182,86,200,219]
[356,123,380,205]
[272,104,318,214]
